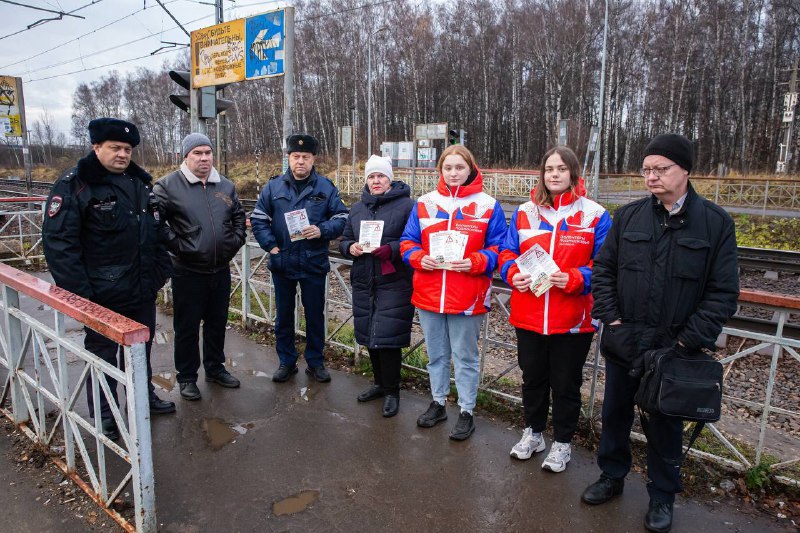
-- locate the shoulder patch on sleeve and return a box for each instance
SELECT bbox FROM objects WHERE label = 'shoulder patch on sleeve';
[47,196,63,217]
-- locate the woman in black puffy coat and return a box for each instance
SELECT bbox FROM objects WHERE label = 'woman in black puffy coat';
[339,155,415,417]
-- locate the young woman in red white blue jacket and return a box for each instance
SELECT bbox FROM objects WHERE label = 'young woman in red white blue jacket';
[499,146,611,472]
[400,145,507,441]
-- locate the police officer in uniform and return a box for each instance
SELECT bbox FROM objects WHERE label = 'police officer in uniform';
[250,133,348,383]
[43,118,174,441]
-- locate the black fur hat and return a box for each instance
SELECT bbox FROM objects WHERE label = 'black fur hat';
[88,118,140,147]
[286,133,319,155]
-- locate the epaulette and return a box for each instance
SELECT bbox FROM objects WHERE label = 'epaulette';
[58,168,78,183]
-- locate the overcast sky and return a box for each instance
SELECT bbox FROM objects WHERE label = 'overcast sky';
[1,0,287,141]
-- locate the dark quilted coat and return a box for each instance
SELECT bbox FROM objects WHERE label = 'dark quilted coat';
[339,181,415,348]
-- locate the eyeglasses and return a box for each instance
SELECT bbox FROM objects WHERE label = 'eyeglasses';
[640,164,676,178]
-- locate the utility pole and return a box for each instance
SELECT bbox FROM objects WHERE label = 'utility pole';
[777,59,799,174]
[215,0,227,174]
[282,6,295,172]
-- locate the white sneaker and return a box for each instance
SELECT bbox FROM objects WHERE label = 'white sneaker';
[542,442,571,472]
[510,427,545,460]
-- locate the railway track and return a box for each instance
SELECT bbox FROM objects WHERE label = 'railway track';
[3,180,797,273]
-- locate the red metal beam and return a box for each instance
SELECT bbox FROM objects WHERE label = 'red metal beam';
[0,263,150,345]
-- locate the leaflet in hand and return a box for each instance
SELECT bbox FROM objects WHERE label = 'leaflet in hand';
[285,208,310,241]
[359,220,384,253]
[429,230,468,269]
[515,243,560,296]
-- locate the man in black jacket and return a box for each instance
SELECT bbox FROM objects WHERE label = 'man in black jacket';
[581,134,739,532]
[43,118,175,441]
[153,133,247,401]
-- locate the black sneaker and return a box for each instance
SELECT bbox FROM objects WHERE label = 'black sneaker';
[205,370,241,388]
[272,364,298,382]
[449,411,475,441]
[305,365,331,383]
[417,401,447,428]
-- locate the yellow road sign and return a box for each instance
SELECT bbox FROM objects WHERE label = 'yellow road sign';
[191,19,246,88]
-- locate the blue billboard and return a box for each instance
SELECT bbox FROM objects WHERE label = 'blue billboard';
[245,10,285,80]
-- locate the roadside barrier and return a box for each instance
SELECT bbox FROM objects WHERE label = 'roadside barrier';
[0,264,156,532]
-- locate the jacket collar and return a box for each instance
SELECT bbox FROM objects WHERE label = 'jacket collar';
[180,161,221,184]
[360,180,411,207]
[76,150,152,184]
[436,167,484,198]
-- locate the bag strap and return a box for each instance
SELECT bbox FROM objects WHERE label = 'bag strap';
[638,407,706,466]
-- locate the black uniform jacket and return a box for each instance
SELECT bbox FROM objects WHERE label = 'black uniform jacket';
[153,167,246,274]
[42,151,172,312]
[591,184,739,367]
[339,181,415,349]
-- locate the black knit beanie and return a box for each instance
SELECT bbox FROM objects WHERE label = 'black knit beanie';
[643,134,694,173]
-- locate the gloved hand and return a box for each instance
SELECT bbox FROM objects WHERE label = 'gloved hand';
[371,244,392,260]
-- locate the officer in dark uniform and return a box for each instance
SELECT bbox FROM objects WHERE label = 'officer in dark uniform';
[250,133,348,383]
[43,118,175,441]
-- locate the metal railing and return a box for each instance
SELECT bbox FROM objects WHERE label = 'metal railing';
[331,170,800,214]
[231,244,800,484]
[0,197,47,264]
[0,264,156,532]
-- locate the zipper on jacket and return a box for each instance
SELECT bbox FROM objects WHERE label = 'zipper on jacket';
[203,183,218,266]
[439,184,460,314]
[543,199,569,334]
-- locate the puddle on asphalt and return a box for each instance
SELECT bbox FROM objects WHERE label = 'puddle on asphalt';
[154,331,174,345]
[202,418,251,450]
[151,373,175,392]
[272,490,320,516]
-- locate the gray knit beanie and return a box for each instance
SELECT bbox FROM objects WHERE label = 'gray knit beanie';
[181,133,212,158]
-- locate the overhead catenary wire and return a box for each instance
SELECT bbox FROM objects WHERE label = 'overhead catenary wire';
[0,0,105,43]
[19,11,211,76]
[0,0,180,70]
[25,47,183,83]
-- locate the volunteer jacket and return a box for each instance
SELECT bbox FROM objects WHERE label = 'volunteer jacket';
[400,168,507,315]
[499,183,612,334]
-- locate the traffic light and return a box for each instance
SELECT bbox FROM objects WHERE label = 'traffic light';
[459,129,467,145]
[199,85,233,118]
[168,70,233,118]
[168,70,191,112]
[448,129,459,145]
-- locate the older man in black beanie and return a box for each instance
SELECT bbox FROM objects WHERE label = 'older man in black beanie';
[153,133,246,401]
[581,133,739,532]
[43,118,175,441]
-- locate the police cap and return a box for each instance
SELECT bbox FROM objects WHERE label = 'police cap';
[286,133,319,155]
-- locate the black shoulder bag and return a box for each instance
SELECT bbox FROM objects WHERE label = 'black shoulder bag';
[634,346,724,462]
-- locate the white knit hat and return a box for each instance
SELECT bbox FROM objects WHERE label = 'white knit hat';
[364,154,393,180]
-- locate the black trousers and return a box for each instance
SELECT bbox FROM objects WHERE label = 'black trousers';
[84,301,156,419]
[272,274,326,368]
[172,268,231,384]
[367,348,402,395]
[598,359,684,504]
[516,328,593,443]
